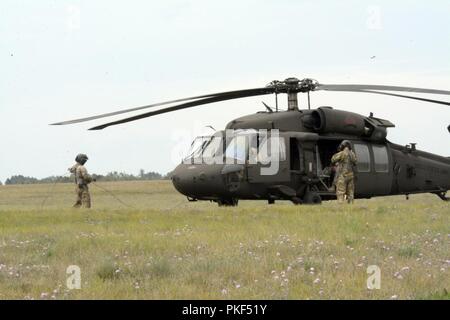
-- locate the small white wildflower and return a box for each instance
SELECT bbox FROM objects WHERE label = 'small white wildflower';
[394,272,403,280]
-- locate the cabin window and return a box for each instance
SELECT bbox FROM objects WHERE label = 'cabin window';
[353,143,370,172]
[372,145,389,172]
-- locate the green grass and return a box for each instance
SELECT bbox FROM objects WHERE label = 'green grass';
[0,180,448,299]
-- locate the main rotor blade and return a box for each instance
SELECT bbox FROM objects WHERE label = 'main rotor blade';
[88,88,274,130]
[316,84,450,95]
[356,90,450,106]
[50,88,270,125]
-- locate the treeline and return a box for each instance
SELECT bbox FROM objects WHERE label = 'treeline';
[2,170,172,185]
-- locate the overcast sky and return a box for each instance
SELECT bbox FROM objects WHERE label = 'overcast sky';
[1,0,449,183]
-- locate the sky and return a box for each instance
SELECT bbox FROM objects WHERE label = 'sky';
[1,0,449,183]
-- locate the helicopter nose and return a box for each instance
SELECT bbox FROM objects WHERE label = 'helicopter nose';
[171,166,195,196]
[171,163,231,199]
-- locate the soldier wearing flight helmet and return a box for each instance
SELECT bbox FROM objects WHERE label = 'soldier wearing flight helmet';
[331,140,357,204]
[69,154,94,208]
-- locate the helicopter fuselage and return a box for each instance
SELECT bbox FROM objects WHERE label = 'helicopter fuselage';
[171,108,450,205]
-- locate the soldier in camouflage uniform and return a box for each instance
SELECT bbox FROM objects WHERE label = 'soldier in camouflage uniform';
[69,154,94,208]
[331,140,357,204]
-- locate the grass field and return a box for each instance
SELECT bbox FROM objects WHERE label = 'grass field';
[0,180,448,300]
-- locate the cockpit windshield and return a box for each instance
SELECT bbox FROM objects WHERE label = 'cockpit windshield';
[183,131,224,163]
[183,129,281,164]
[184,135,211,161]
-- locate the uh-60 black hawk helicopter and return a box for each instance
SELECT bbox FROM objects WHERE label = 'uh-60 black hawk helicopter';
[52,77,450,206]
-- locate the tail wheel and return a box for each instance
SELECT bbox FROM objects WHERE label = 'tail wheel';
[303,192,322,205]
[217,198,239,207]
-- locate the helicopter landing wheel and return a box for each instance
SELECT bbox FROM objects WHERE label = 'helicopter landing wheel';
[303,192,322,205]
[217,198,239,207]
[291,197,303,205]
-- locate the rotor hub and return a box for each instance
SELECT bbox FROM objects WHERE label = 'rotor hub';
[266,77,319,110]
[266,77,319,93]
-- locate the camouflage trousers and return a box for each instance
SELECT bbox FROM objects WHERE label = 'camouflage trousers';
[74,185,91,208]
[336,174,354,204]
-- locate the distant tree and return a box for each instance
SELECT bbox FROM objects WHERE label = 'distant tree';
[40,175,72,183]
[4,170,167,184]
[5,175,39,185]
[141,171,163,180]
[163,170,174,180]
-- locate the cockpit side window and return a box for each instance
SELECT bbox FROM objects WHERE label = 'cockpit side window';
[258,136,287,164]
[225,134,248,163]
